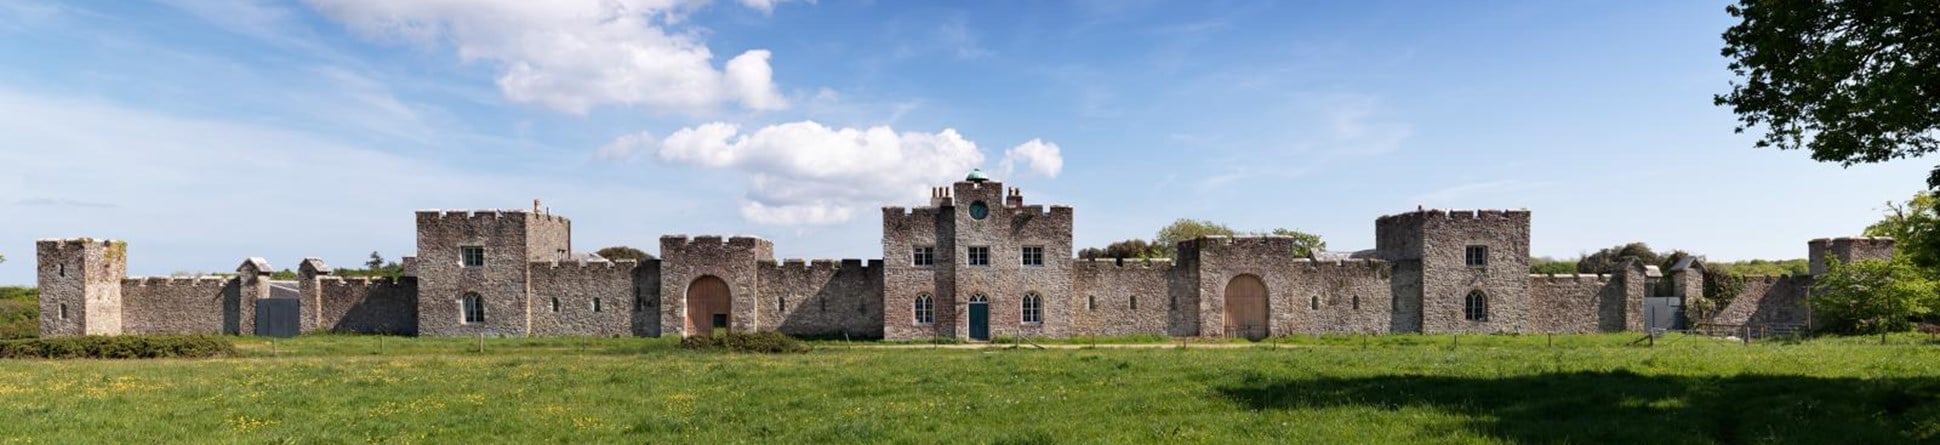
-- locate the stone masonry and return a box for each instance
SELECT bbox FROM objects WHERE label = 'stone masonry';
[36,172,1886,339]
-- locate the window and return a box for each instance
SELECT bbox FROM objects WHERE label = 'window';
[968,246,990,266]
[593,298,604,313]
[777,296,788,313]
[461,246,486,268]
[1170,295,1178,311]
[1311,295,1320,310]
[914,294,935,324]
[1352,295,1360,310]
[461,293,485,324]
[58,264,65,277]
[59,303,67,320]
[1130,295,1138,310]
[912,246,936,266]
[1087,295,1096,311]
[1022,292,1043,324]
[1465,290,1489,322]
[550,297,560,313]
[1022,246,1044,266]
[1465,245,1488,267]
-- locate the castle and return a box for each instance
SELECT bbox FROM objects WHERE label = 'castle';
[36,172,1894,339]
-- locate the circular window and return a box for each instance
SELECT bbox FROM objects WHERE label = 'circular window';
[969,201,989,220]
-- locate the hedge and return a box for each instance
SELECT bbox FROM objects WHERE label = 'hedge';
[679,331,811,354]
[0,335,234,359]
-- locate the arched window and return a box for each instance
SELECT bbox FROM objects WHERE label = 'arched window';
[549,297,560,313]
[1464,290,1488,322]
[461,293,485,324]
[914,293,935,324]
[1021,292,1043,324]
[593,298,604,313]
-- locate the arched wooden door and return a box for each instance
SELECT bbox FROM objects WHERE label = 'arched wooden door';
[1223,274,1268,340]
[686,276,731,336]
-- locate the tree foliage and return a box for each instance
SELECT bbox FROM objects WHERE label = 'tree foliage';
[596,246,655,262]
[366,251,386,271]
[1864,191,1940,271]
[1716,0,1940,187]
[1077,239,1166,260]
[1269,228,1328,257]
[1154,219,1238,253]
[1576,243,1663,273]
[1530,257,1578,274]
[1811,258,1937,334]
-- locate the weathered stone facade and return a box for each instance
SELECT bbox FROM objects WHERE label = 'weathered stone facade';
[36,174,1893,339]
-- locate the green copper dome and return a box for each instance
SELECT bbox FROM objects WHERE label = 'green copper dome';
[965,169,990,182]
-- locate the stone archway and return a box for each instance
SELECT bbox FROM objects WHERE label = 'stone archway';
[685,275,731,336]
[1223,274,1268,340]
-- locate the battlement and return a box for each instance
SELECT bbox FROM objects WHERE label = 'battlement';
[1528,273,1614,283]
[1179,235,1297,249]
[316,276,408,286]
[534,258,638,270]
[123,276,231,286]
[1292,258,1389,267]
[760,258,881,271]
[661,235,771,249]
[1808,236,1895,246]
[1377,208,1531,223]
[1074,258,1174,269]
[415,209,571,224]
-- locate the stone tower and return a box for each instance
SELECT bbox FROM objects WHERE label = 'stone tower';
[1808,237,1896,276]
[413,209,573,337]
[36,238,128,337]
[1376,209,1531,333]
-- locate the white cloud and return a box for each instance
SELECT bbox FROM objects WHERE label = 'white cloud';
[303,0,788,115]
[595,131,658,161]
[1000,139,1064,178]
[736,0,807,14]
[648,121,1054,225]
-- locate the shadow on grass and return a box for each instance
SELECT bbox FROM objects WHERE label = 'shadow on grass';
[1216,371,1940,444]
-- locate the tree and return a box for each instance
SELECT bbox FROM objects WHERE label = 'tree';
[1811,257,1937,334]
[366,251,386,271]
[1530,257,1577,274]
[1078,239,1166,260]
[596,246,655,262]
[1716,1,1940,187]
[1154,219,1237,255]
[1269,228,1327,257]
[1576,242,1662,273]
[1865,191,1940,272]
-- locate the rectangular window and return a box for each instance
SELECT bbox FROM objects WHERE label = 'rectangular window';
[593,298,604,313]
[1465,245,1488,267]
[912,246,935,266]
[461,246,486,268]
[968,246,990,266]
[1022,246,1044,266]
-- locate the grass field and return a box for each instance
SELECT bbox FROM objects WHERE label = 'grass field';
[3,333,1939,443]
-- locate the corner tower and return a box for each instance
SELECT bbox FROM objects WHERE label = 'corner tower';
[414,209,573,337]
[37,238,128,337]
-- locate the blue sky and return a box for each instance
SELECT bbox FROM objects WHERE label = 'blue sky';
[0,0,1925,285]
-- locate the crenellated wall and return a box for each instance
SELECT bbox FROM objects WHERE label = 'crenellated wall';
[1711,275,1811,326]
[759,259,885,338]
[120,276,241,335]
[658,235,773,336]
[1376,209,1532,333]
[1071,258,1174,336]
[314,277,418,335]
[1528,262,1645,333]
[1281,258,1394,334]
[529,259,637,336]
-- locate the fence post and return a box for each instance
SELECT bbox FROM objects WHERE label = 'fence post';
[477,332,485,353]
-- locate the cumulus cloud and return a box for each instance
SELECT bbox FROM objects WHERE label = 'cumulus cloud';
[647,121,1063,225]
[736,0,807,14]
[594,131,658,161]
[1000,139,1064,178]
[303,0,788,115]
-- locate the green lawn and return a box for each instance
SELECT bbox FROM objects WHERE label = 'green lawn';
[3,334,1939,443]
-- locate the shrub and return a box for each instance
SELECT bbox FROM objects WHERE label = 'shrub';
[1813,258,1938,334]
[0,335,234,359]
[679,331,810,354]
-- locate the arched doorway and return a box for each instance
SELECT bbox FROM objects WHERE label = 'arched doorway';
[686,276,731,336]
[1224,274,1268,340]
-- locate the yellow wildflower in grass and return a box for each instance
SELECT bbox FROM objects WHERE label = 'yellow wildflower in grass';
[571,416,604,429]
[226,415,276,433]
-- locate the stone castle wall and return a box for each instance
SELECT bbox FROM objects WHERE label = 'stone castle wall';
[1282,259,1394,334]
[120,277,241,335]
[414,210,538,337]
[529,259,636,337]
[658,236,772,336]
[1528,266,1644,333]
[1071,259,1173,337]
[880,206,951,340]
[313,277,418,335]
[632,260,663,337]
[1381,209,1533,333]
[1711,275,1811,326]
[759,259,884,338]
